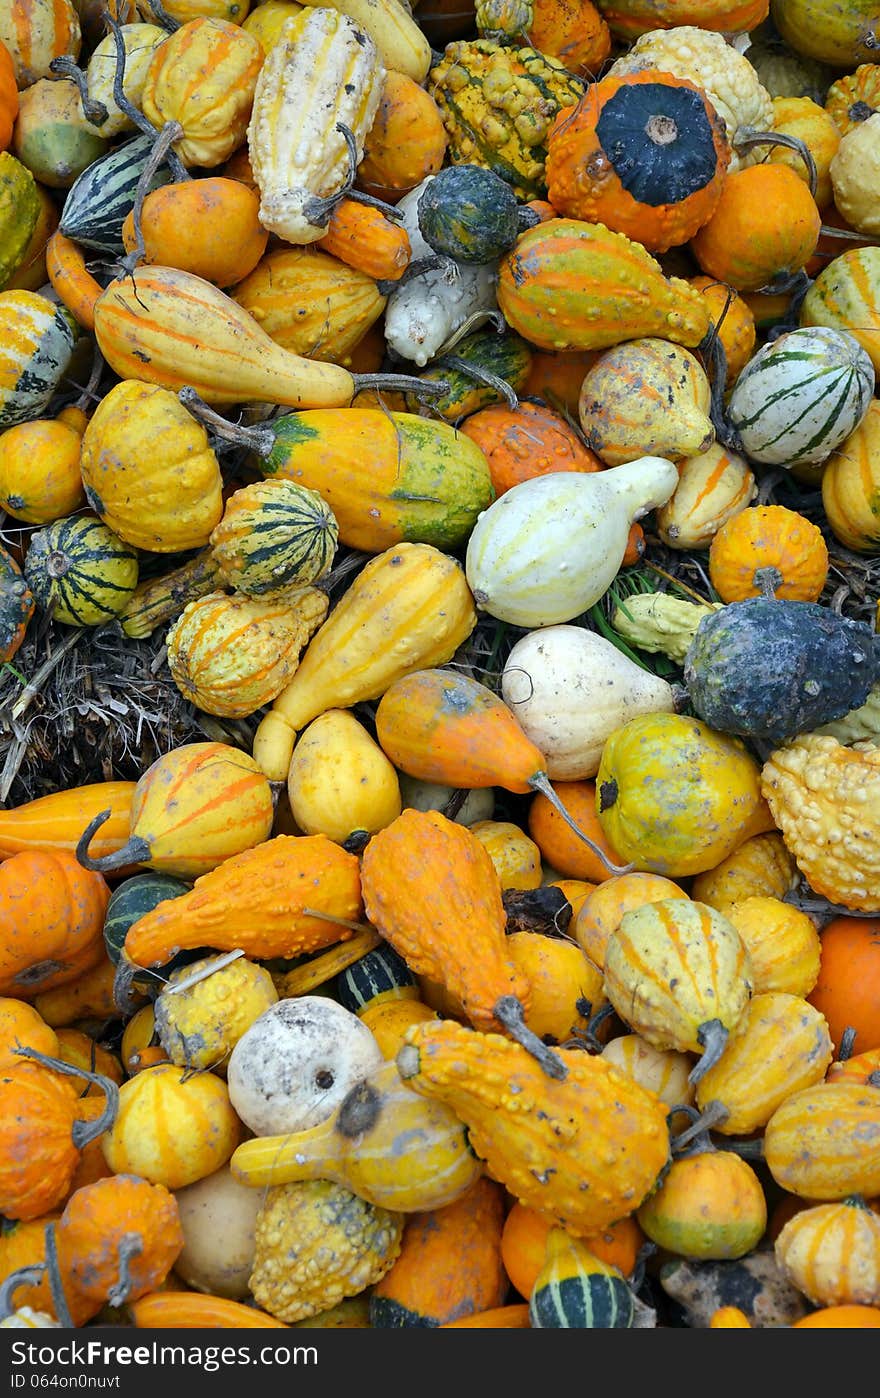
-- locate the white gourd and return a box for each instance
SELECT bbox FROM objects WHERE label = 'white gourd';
[501,626,678,780]
[465,456,680,628]
[383,176,499,366]
[174,1165,261,1299]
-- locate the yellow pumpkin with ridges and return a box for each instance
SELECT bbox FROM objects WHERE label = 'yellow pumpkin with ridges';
[723,896,821,997]
[775,1195,880,1308]
[690,832,797,913]
[101,1063,242,1189]
[763,1082,880,1200]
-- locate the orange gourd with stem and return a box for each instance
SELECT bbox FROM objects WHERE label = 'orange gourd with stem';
[708,504,829,603]
[526,780,627,883]
[120,177,269,287]
[360,808,564,1077]
[459,398,601,497]
[0,849,109,999]
[374,669,633,878]
[316,198,412,284]
[690,163,822,293]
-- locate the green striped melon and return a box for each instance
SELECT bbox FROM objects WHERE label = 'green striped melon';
[24,514,139,628]
[0,290,77,429]
[336,945,417,1014]
[103,872,192,966]
[727,326,875,468]
[529,1228,635,1328]
[59,134,174,254]
[209,478,339,596]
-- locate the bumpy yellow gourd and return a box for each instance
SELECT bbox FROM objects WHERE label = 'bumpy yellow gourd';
[153,952,279,1073]
[578,339,714,467]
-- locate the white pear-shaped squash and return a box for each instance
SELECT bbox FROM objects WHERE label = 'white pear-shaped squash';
[173,1164,262,1299]
[227,996,384,1137]
[465,456,679,628]
[501,626,678,780]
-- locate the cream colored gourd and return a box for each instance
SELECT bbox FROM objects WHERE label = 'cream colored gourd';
[173,1164,261,1299]
[397,774,495,827]
[465,457,679,628]
[500,626,678,780]
[601,1033,696,1112]
[226,997,384,1137]
[287,709,402,842]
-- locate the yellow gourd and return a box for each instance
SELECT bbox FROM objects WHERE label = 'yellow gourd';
[286,709,402,842]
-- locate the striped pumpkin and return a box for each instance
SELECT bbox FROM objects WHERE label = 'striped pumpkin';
[775,1196,880,1309]
[103,874,192,967]
[101,1063,242,1190]
[336,945,418,1014]
[727,325,875,467]
[0,290,76,429]
[23,514,138,627]
[655,443,757,551]
[529,1228,634,1328]
[763,1082,880,1200]
[210,478,338,595]
[497,218,711,354]
[801,244,880,374]
[822,399,880,553]
[60,134,175,254]
[0,0,81,88]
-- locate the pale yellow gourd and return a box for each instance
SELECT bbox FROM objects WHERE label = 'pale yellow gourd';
[287,709,402,842]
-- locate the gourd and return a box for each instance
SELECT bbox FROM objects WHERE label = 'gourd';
[760,735,880,912]
[724,898,822,999]
[769,96,841,210]
[166,588,329,720]
[690,832,797,913]
[822,401,880,552]
[396,1017,671,1239]
[694,993,833,1134]
[102,873,191,967]
[471,824,543,892]
[578,339,714,467]
[527,778,628,884]
[770,0,879,68]
[0,152,39,293]
[776,1197,880,1309]
[0,290,76,430]
[0,1050,119,1221]
[230,1057,484,1213]
[574,871,689,969]
[286,710,402,844]
[464,455,679,628]
[762,1082,880,1200]
[370,1176,507,1327]
[501,1203,643,1301]
[129,1293,289,1328]
[34,956,119,1030]
[356,71,447,204]
[24,514,138,627]
[59,133,174,254]
[13,78,108,189]
[0,388,89,527]
[610,592,722,663]
[529,1229,635,1329]
[545,72,731,254]
[374,670,634,880]
[708,504,829,602]
[247,9,383,245]
[596,712,773,878]
[209,478,338,596]
[800,245,880,375]
[637,1143,768,1261]
[825,64,880,136]
[690,163,821,294]
[226,997,384,1138]
[499,626,677,780]
[412,327,533,423]
[268,928,382,1001]
[54,1174,184,1313]
[476,0,612,74]
[249,1179,404,1324]
[101,1063,242,1190]
[0,39,16,151]
[153,953,280,1073]
[0,781,136,863]
[496,218,711,354]
[726,326,874,467]
[807,916,880,1060]
[173,1164,261,1300]
[688,277,757,392]
[0,542,34,665]
[655,446,757,552]
[382,177,500,367]
[55,21,165,141]
[603,898,753,1083]
[75,741,274,880]
[397,775,494,827]
[290,0,432,84]
[252,542,478,783]
[792,1306,880,1328]
[506,930,605,1043]
[601,1034,695,1112]
[0,0,81,88]
[683,598,880,746]
[417,164,541,264]
[459,399,601,497]
[122,177,269,287]
[0,849,109,998]
[54,1030,122,1095]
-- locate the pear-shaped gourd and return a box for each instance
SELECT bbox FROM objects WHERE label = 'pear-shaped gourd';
[287,710,402,845]
[501,627,678,780]
[465,456,679,628]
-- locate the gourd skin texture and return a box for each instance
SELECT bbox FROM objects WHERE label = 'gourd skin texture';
[763,1083,880,1200]
[154,953,279,1072]
[595,713,772,877]
[0,850,109,998]
[287,710,402,841]
[775,1198,880,1308]
[637,1152,767,1261]
[101,1064,242,1190]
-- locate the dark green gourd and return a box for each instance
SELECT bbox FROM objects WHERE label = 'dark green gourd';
[683,597,880,745]
[417,165,541,264]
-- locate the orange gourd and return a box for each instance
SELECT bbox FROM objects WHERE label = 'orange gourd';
[708,504,829,603]
[34,956,120,1029]
[792,1305,880,1328]
[808,917,880,1058]
[826,1047,880,1086]
[527,779,628,883]
[525,0,611,75]
[0,1213,62,1319]
[55,1174,184,1311]
[459,399,601,496]
[523,349,600,414]
[573,871,688,969]
[0,781,135,862]
[0,850,109,998]
[121,178,268,287]
[0,999,58,1070]
[130,1293,289,1327]
[53,1029,123,1094]
[45,228,101,332]
[545,71,731,254]
[316,198,412,284]
[690,163,822,292]
[501,1201,643,1299]
[356,70,448,203]
[441,1304,531,1327]
[506,930,606,1043]
[688,276,757,390]
[369,1177,508,1327]
[0,39,17,152]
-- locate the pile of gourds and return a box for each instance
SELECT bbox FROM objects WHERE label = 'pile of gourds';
[1,0,880,1332]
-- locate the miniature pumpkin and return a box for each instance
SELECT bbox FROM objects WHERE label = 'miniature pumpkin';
[637,1147,767,1261]
[55,1174,184,1310]
[357,70,447,203]
[724,898,822,999]
[775,1196,880,1307]
[154,953,280,1074]
[0,1000,58,1071]
[822,400,880,553]
[769,96,841,210]
[690,163,821,292]
[529,1228,635,1328]
[690,833,798,914]
[655,444,757,551]
[708,504,829,603]
[0,541,34,664]
[0,849,109,999]
[807,917,880,1057]
[763,1082,880,1200]
[121,178,269,287]
[573,871,688,970]
[459,399,600,497]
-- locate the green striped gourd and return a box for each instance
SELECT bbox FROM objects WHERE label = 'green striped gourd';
[800,245,880,375]
[0,292,77,430]
[727,326,875,468]
[59,134,175,254]
[0,154,40,293]
[24,515,139,627]
[336,945,419,1014]
[103,873,193,967]
[208,479,338,595]
[413,328,533,421]
[529,1228,634,1328]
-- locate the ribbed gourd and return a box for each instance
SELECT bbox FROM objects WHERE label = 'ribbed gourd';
[428,39,585,201]
[209,478,338,594]
[23,515,138,628]
[529,1229,635,1329]
[0,291,77,429]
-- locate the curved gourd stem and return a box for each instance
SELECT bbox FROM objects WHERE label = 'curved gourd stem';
[13,1046,120,1145]
[0,1263,47,1321]
[838,1026,858,1062]
[48,55,109,127]
[376,254,460,298]
[428,357,520,411]
[114,955,155,1017]
[44,1224,74,1330]
[75,807,151,875]
[733,128,818,201]
[544,772,635,875]
[668,1099,730,1156]
[74,340,106,413]
[106,1234,145,1308]
[303,123,401,229]
[106,15,189,184]
[350,372,451,401]
[146,0,181,31]
[434,309,506,358]
[178,388,275,457]
[492,995,568,1080]
[818,224,880,246]
[117,120,186,278]
[628,1240,658,1292]
[688,1019,729,1087]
